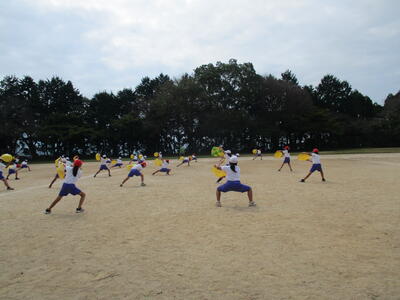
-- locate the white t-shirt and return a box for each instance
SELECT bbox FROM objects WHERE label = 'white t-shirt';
[65,160,72,167]
[161,161,169,168]
[0,162,5,172]
[184,157,189,161]
[133,164,143,171]
[283,150,290,158]
[311,153,321,164]
[9,163,16,170]
[21,161,27,166]
[221,165,241,181]
[100,157,107,165]
[257,150,261,155]
[64,166,82,184]
[117,159,122,164]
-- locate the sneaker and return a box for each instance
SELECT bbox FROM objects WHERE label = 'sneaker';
[7,187,14,190]
[76,208,85,213]
[322,178,326,182]
[216,201,222,207]
[44,209,51,214]
[300,179,305,183]
[141,183,146,186]
[120,184,123,187]
[249,201,256,207]
[15,178,20,180]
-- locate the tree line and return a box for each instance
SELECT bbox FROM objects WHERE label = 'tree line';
[1,59,399,159]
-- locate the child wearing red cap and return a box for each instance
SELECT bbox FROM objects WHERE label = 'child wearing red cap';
[45,159,86,214]
[120,161,147,187]
[278,146,293,172]
[300,148,326,182]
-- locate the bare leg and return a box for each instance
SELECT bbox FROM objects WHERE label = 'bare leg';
[320,170,326,181]
[49,174,58,188]
[77,192,86,209]
[15,170,19,179]
[216,190,222,207]
[301,172,313,182]
[108,168,111,176]
[278,162,285,171]
[288,162,293,172]
[28,166,31,171]
[152,170,160,175]
[2,178,13,190]
[120,176,130,186]
[47,195,63,211]
[140,174,146,186]
[93,169,101,177]
[247,189,253,202]
[176,162,183,167]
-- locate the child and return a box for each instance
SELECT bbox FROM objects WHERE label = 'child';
[111,157,124,168]
[45,159,86,214]
[300,148,326,182]
[152,159,171,175]
[20,160,31,171]
[0,160,14,190]
[120,162,147,187]
[278,146,293,172]
[176,156,190,167]
[94,155,111,177]
[252,149,262,160]
[216,150,232,183]
[6,160,20,180]
[214,156,255,207]
[191,154,197,162]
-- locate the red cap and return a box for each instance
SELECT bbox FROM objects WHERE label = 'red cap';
[312,148,319,153]
[74,159,83,167]
[284,146,290,150]
[141,162,147,168]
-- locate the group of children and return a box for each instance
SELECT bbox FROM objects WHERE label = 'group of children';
[0,157,32,191]
[1,147,326,213]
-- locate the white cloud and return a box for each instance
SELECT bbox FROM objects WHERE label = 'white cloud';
[1,0,399,102]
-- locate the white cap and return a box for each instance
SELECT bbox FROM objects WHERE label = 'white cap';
[225,150,231,154]
[102,155,106,158]
[118,157,121,159]
[236,153,240,157]
[66,157,70,160]
[229,156,238,164]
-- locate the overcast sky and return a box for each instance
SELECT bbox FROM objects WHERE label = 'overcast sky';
[1,0,399,103]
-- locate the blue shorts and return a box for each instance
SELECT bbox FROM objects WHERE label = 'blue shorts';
[284,157,290,163]
[59,183,81,196]
[217,181,251,193]
[310,164,322,172]
[182,159,189,163]
[159,168,170,172]
[128,169,141,177]
[8,169,16,175]
[113,163,123,167]
[21,165,28,168]
[100,165,109,170]
[0,171,4,180]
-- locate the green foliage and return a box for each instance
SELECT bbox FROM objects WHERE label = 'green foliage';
[0,60,395,157]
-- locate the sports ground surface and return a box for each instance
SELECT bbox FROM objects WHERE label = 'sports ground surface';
[1,154,399,299]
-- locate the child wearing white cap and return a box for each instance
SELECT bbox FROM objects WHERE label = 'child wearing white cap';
[111,157,124,168]
[94,154,111,177]
[214,156,256,207]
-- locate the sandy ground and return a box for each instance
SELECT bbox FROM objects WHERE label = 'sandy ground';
[0,154,399,300]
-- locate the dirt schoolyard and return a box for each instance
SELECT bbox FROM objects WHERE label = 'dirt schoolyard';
[1,154,399,299]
